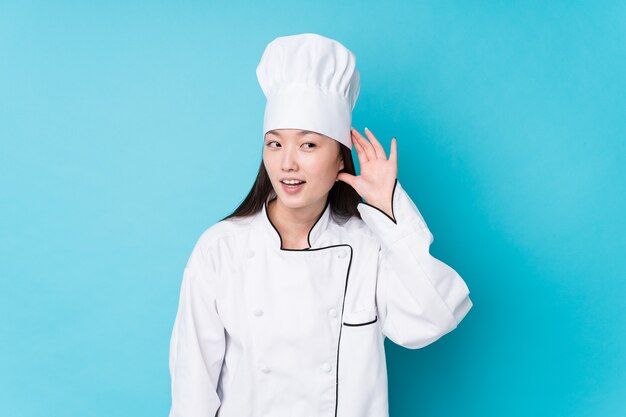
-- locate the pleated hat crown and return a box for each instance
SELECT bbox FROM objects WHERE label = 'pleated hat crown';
[256,33,361,149]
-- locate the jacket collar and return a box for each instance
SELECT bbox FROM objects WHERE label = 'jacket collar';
[260,194,332,251]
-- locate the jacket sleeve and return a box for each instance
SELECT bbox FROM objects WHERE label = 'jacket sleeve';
[356,178,473,349]
[169,237,225,417]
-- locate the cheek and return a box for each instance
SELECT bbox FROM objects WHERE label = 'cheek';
[309,159,341,183]
[263,154,277,174]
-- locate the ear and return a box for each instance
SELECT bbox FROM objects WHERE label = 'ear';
[337,143,345,171]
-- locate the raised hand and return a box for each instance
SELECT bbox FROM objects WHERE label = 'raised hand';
[337,127,397,220]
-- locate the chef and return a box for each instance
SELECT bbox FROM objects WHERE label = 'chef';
[168,33,473,417]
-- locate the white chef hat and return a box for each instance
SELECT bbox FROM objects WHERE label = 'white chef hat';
[256,33,361,149]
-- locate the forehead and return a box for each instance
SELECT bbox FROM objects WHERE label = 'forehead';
[265,129,321,137]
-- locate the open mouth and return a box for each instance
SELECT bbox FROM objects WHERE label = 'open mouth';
[280,180,306,192]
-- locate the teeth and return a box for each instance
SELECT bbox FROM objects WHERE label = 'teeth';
[282,180,304,185]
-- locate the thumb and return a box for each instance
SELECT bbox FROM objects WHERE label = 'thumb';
[336,172,357,187]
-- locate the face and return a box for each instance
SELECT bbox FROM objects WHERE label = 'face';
[263,128,345,209]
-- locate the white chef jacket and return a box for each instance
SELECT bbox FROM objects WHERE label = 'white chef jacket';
[168,178,473,417]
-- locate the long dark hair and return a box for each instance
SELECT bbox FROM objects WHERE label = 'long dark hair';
[220,142,363,224]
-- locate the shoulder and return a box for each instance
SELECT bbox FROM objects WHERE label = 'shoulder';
[333,213,379,244]
[194,214,257,254]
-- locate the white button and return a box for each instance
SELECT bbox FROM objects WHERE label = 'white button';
[328,308,337,318]
[338,249,347,258]
[246,250,255,258]
[253,308,264,317]
[321,362,332,372]
[259,365,270,373]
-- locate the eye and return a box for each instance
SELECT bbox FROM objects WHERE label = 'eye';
[264,141,316,149]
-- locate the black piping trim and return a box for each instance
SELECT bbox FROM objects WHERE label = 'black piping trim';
[358,177,398,224]
[264,196,331,251]
[334,243,353,417]
[342,316,378,327]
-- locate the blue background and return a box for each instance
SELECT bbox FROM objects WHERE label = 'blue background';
[1,1,625,416]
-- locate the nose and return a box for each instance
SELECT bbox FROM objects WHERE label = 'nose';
[281,146,298,171]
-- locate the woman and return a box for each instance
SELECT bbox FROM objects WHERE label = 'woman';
[168,33,473,417]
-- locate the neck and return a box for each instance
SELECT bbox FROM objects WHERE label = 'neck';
[268,196,328,248]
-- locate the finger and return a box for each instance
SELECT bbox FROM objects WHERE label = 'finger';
[352,128,376,161]
[363,127,387,160]
[353,128,376,161]
[351,131,369,163]
[351,129,370,162]
[389,137,397,164]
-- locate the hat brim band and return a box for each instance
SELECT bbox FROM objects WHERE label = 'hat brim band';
[263,90,352,150]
